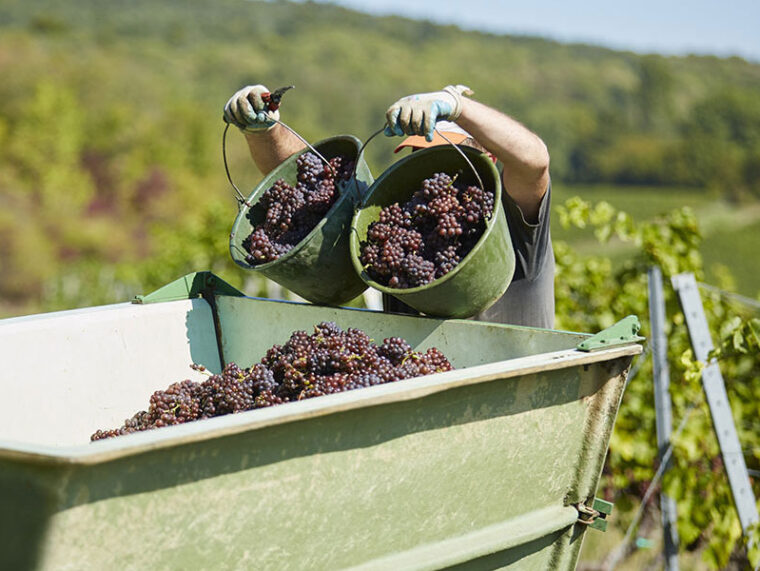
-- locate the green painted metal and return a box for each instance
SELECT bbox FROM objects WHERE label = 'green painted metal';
[132,271,245,304]
[0,293,642,570]
[229,135,373,305]
[589,498,614,532]
[349,145,515,319]
[576,315,644,352]
[590,519,608,533]
[353,505,580,570]
[593,498,614,515]
[215,296,591,369]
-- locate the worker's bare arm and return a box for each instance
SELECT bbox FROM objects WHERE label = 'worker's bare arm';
[455,99,550,223]
[243,126,306,176]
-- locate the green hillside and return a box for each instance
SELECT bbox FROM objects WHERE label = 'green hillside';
[1,0,759,316]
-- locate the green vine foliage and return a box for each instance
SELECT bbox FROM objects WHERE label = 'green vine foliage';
[555,198,760,568]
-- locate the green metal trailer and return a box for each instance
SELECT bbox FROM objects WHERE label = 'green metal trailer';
[0,273,642,570]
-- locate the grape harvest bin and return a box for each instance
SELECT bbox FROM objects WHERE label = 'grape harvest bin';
[0,273,642,570]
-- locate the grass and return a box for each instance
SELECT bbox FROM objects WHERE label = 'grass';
[553,183,715,222]
[702,218,760,298]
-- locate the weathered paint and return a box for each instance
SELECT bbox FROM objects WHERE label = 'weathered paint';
[0,295,640,570]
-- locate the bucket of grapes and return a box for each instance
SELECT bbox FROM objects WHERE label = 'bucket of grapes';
[229,135,374,305]
[349,144,514,318]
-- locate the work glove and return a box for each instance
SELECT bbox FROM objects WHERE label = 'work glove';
[223,84,279,132]
[385,85,474,141]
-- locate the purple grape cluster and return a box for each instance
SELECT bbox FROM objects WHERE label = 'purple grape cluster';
[91,322,453,441]
[243,152,355,265]
[360,172,495,288]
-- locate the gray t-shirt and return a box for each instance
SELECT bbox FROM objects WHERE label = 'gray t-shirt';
[474,183,555,328]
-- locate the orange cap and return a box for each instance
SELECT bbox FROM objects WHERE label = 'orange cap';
[393,131,470,153]
[393,120,471,153]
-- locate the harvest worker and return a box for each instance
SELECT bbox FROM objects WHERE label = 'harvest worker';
[223,84,554,328]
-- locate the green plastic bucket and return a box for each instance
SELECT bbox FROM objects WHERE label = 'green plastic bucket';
[230,135,373,306]
[349,145,515,318]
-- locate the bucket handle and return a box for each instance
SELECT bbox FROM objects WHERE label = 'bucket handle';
[222,119,337,210]
[352,125,486,208]
[435,128,486,194]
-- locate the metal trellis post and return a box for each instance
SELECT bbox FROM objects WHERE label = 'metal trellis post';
[648,266,679,570]
[671,273,759,537]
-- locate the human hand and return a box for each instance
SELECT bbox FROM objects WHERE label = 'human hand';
[385,85,474,141]
[223,84,280,132]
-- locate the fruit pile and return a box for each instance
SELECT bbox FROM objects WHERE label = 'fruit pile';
[243,152,354,265]
[360,172,494,288]
[91,321,453,441]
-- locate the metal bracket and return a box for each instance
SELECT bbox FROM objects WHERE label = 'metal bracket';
[575,498,614,532]
[576,315,645,352]
[132,271,245,304]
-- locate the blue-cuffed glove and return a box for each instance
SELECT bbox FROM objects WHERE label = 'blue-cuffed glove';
[223,84,279,132]
[385,85,474,141]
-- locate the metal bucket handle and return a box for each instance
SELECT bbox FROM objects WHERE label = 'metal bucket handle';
[222,119,337,210]
[351,125,486,209]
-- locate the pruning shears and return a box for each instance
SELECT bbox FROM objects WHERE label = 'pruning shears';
[260,85,295,111]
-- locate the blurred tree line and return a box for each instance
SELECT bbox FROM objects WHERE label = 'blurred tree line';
[1,0,760,314]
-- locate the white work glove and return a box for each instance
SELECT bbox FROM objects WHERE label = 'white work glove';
[385,85,474,141]
[223,84,279,132]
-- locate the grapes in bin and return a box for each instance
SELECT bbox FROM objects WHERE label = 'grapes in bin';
[91,322,453,441]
